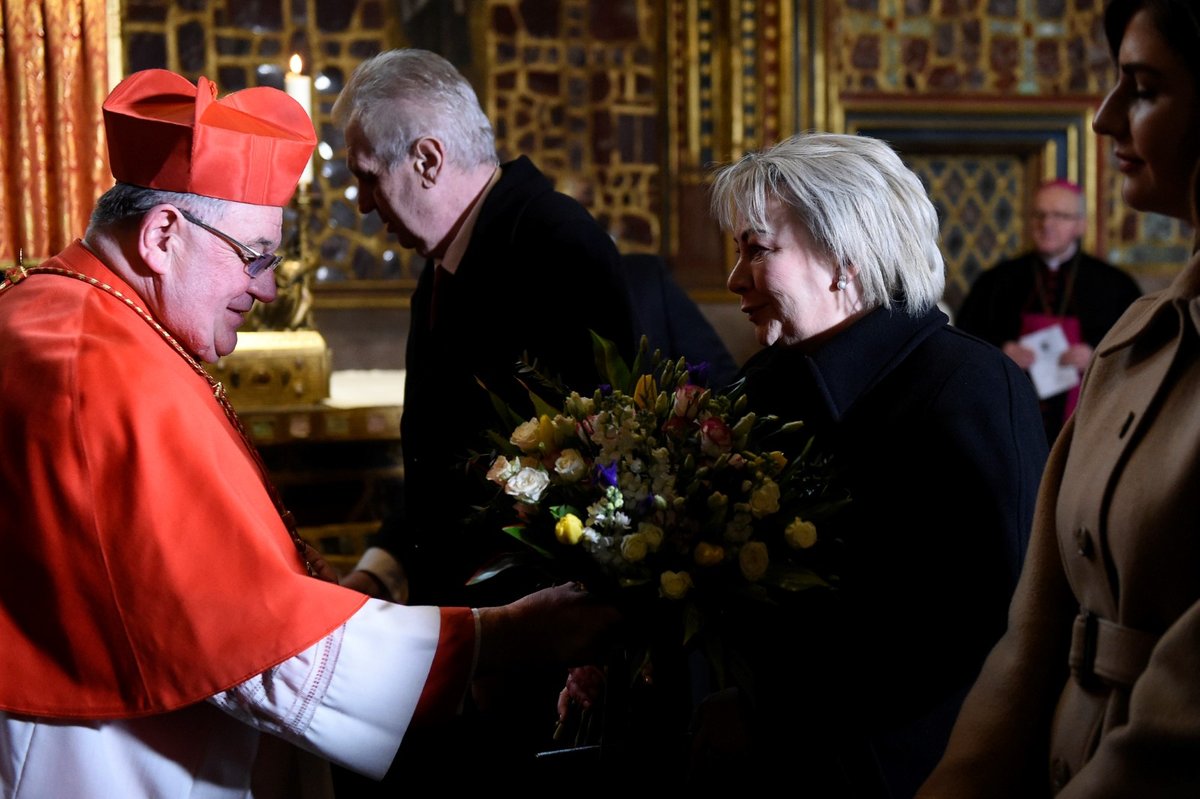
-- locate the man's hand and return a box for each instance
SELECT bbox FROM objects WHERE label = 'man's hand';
[1059,342,1094,373]
[476,583,621,675]
[341,569,388,598]
[1001,341,1036,370]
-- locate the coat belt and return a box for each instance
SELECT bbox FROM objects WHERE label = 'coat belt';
[1068,611,1159,688]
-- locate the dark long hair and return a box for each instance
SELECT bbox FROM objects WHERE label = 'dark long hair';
[1104,0,1200,228]
[1104,0,1200,76]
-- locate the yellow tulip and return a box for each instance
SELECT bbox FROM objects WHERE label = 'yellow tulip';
[555,513,584,545]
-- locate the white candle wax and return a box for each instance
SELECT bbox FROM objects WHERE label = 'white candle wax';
[285,55,314,186]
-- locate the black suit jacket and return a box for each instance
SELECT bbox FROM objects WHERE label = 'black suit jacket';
[720,305,1048,797]
[381,156,636,606]
[954,249,1143,442]
[618,253,738,388]
[955,249,1142,350]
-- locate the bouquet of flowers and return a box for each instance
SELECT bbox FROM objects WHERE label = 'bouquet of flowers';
[478,333,849,700]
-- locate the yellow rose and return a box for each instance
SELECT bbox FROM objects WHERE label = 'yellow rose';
[723,512,753,543]
[554,448,587,482]
[693,541,725,567]
[785,518,818,549]
[620,532,648,562]
[748,478,781,519]
[555,513,584,545]
[738,540,769,581]
[660,570,693,600]
[510,419,541,453]
[636,521,664,551]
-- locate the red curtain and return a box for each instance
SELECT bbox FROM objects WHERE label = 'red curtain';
[0,0,109,265]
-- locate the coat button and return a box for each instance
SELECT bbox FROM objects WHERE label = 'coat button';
[1075,527,1093,558]
[1051,757,1071,790]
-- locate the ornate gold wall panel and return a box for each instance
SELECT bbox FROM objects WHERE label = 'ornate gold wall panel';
[831,0,1192,293]
[844,99,1098,311]
[482,0,661,252]
[833,0,1113,98]
[121,0,418,307]
[118,0,668,306]
[113,0,1193,306]
[666,0,805,297]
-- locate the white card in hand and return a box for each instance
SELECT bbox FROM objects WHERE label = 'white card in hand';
[1020,323,1079,399]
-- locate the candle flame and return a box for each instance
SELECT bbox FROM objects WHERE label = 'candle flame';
[289,54,303,74]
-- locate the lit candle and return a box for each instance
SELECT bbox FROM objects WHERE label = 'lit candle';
[285,54,314,186]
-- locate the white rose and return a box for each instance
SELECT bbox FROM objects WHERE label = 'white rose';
[504,466,550,504]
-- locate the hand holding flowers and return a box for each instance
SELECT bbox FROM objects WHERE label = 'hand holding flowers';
[476,333,849,759]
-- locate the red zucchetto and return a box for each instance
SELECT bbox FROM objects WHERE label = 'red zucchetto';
[102,69,316,207]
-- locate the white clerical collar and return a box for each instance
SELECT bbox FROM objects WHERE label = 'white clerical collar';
[1042,240,1079,271]
[438,166,501,275]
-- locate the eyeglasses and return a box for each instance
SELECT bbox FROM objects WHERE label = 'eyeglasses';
[1030,210,1082,223]
[178,209,282,278]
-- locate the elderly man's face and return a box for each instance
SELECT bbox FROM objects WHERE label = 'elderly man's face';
[1029,185,1086,263]
[164,203,281,362]
[345,123,438,256]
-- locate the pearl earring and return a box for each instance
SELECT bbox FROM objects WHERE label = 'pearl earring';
[836,275,848,291]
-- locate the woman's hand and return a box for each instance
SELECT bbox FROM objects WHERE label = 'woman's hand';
[557,664,607,722]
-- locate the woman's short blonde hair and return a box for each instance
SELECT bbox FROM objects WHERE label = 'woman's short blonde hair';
[709,132,945,315]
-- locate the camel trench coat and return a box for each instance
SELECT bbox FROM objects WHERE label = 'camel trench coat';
[919,248,1200,798]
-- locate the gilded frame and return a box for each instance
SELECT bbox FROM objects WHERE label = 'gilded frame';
[840,98,1101,253]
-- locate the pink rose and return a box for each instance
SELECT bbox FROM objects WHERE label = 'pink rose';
[673,384,704,419]
[700,417,733,456]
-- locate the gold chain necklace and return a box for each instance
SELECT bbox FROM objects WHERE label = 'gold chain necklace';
[1,260,318,577]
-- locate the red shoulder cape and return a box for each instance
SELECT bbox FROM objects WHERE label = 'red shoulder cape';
[0,243,375,718]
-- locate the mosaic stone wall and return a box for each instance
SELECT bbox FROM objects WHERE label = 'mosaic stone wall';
[484,0,660,251]
[120,0,662,303]
[835,0,1114,96]
[833,0,1193,295]
[665,0,799,295]
[907,152,1026,311]
[117,0,1192,306]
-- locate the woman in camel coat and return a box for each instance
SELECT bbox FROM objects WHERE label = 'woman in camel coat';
[918,0,1200,795]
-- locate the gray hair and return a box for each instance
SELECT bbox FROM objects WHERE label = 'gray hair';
[331,49,497,169]
[87,183,228,234]
[709,132,945,316]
